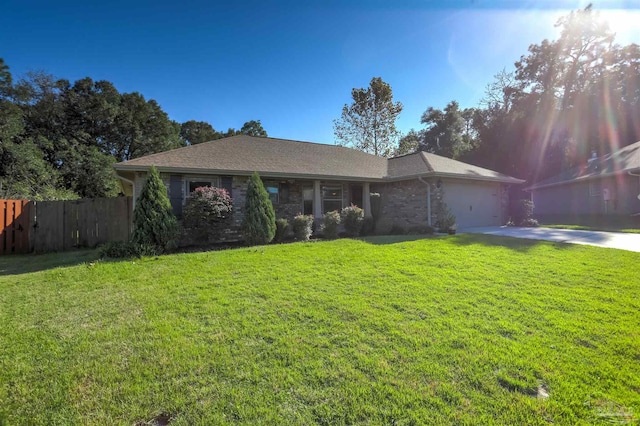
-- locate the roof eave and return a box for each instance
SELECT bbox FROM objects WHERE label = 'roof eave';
[390,171,524,184]
[114,165,386,182]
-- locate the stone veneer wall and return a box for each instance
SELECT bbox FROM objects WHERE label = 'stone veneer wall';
[371,179,447,233]
[372,179,430,233]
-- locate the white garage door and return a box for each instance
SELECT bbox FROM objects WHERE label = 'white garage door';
[443,181,501,228]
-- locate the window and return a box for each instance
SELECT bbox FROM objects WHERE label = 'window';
[185,177,219,203]
[589,181,601,197]
[302,186,313,215]
[265,181,279,204]
[322,185,343,213]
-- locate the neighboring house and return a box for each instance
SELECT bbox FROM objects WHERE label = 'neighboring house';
[113,135,523,233]
[525,141,640,221]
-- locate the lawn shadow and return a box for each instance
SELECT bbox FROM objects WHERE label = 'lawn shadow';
[0,249,102,276]
[359,234,437,245]
[360,233,577,252]
[449,233,577,252]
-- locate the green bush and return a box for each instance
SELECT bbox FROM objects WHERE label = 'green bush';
[292,214,314,241]
[407,225,435,235]
[241,172,276,245]
[389,224,407,235]
[361,216,375,236]
[511,199,537,227]
[99,241,139,258]
[274,218,289,243]
[341,204,364,237]
[322,211,341,239]
[436,203,456,233]
[520,217,539,227]
[99,241,160,258]
[131,165,178,253]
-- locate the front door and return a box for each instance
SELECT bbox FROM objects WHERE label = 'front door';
[350,184,363,208]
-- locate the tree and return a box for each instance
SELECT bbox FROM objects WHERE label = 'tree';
[180,120,222,145]
[241,172,276,245]
[333,77,403,156]
[395,130,420,156]
[220,120,268,138]
[108,93,181,161]
[131,165,178,253]
[419,101,471,158]
[239,120,267,137]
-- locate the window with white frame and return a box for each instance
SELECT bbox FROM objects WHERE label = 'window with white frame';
[589,181,601,197]
[185,177,219,203]
[322,184,343,213]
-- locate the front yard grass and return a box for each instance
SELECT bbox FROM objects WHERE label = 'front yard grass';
[1,235,639,424]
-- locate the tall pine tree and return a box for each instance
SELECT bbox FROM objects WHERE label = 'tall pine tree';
[131,165,178,253]
[241,172,276,245]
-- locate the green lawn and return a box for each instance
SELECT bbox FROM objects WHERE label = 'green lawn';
[1,235,639,425]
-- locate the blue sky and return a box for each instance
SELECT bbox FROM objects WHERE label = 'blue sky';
[2,0,639,144]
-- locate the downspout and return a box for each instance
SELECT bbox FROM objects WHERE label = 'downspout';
[418,176,431,226]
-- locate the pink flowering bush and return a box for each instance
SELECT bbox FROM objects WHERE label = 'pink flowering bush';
[182,186,233,240]
[341,204,364,237]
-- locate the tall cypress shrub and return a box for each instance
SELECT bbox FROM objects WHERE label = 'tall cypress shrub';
[131,165,178,253]
[241,172,276,245]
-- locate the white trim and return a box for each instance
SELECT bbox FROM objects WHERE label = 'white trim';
[184,176,220,204]
[321,183,343,213]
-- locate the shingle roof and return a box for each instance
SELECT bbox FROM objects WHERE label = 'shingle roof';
[114,135,524,183]
[388,152,523,183]
[526,140,640,190]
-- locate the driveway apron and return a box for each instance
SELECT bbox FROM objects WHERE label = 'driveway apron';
[462,226,640,253]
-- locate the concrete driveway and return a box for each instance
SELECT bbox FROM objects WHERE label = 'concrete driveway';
[462,226,640,253]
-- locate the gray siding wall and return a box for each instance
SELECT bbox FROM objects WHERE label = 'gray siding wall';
[533,175,640,216]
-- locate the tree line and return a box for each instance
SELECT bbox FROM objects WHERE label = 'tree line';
[0,63,267,200]
[335,6,640,184]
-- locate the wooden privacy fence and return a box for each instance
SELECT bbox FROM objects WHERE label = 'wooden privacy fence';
[1,200,31,254]
[0,197,133,254]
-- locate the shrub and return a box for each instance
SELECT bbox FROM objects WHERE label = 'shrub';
[274,218,289,243]
[436,203,456,232]
[389,224,407,235]
[131,165,178,253]
[322,211,341,239]
[241,172,276,245]
[99,241,139,258]
[292,214,314,241]
[407,225,436,235]
[182,186,233,242]
[511,199,536,227]
[183,186,232,227]
[361,216,375,236]
[341,204,364,237]
[520,217,539,227]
